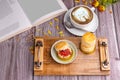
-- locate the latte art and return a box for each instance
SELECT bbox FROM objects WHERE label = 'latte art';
[71,6,93,24]
[72,7,90,22]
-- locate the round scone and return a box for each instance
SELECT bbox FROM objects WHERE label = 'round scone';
[55,41,73,60]
[81,32,96,54]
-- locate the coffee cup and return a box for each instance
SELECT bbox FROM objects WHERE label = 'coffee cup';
[70,5,95,29]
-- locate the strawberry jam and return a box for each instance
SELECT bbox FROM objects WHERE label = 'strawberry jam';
[59,49,71,56]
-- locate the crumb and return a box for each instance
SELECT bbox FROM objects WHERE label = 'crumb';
[54,18,59,22]
[26,34,34,42]
[58,31,64,37]
[58,31,63,34]
[56,25,60,30]
[48,30,52,35]
[29,46,34,54]
[49,22,53,27]
[60,34,64,37]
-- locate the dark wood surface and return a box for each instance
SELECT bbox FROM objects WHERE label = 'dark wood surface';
[0,0,120,80]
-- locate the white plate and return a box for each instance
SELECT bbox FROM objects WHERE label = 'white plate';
[63,8,99,36]
[51,40,78,64]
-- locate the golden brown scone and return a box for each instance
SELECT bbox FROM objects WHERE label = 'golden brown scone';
[54,41,72,60]
[81,32,96,54]
[55,41,68,52]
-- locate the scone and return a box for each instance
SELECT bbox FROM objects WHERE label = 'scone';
[81,32,96,54]
[55,41,72,60]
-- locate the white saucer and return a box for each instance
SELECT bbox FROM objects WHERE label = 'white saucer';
[63,8,99,36]
[51,40,78,64]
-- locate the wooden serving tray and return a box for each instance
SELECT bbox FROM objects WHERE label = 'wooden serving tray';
[34,37,110,75]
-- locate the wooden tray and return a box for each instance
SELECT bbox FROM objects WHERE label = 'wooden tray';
[34,37,110,75]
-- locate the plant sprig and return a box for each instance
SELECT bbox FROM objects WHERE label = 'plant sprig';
[98,0,119,6]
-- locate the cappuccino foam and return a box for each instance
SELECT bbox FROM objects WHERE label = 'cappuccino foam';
[71,6,93,24]
[72,7,90,22]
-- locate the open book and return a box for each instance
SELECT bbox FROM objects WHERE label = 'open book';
[0,0,67,42]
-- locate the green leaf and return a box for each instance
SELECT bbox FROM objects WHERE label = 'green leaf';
[107,0,113,3]
[103,2,111,6]
[99,0,119,6]
[112,0,119,3]
[103,0,107,2]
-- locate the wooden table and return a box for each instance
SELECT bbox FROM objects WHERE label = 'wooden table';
[0,0,120,80]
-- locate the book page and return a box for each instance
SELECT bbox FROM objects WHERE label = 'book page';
[18,0,66,24]
[0,0,67,42]
[0,0,31,42]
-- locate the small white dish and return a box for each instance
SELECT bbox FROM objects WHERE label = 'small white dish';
[51,40,78,64]
[64,8,99,36]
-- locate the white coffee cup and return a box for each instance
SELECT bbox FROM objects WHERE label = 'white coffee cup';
[70,5,95,29]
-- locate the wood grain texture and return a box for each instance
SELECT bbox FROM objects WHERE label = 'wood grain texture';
[111,2,120,80]
[113,3,120,58]
[0,0,120,80]
[34,38,44,71]
[34,37,110,75]
[0,28,34,80]
[99,39,110,71]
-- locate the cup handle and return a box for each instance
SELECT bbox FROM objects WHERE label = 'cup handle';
[91,7,95,12]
